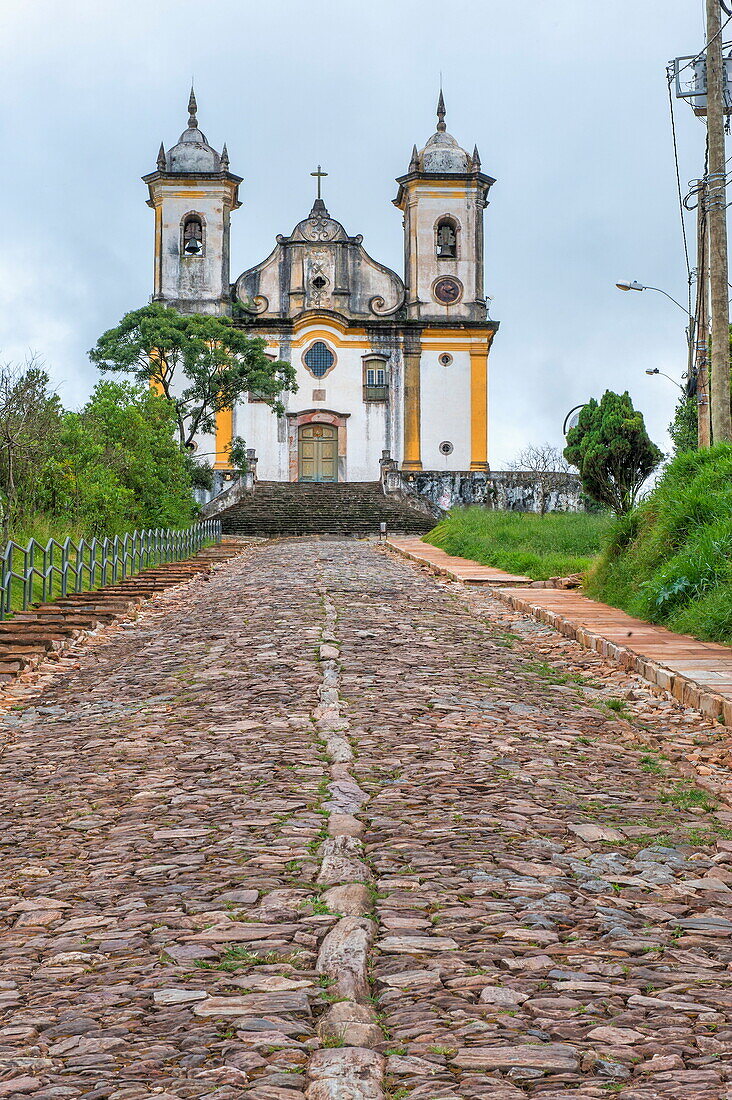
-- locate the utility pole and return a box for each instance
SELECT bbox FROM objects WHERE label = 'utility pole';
[695,190,712,446]
[705,0,732,442]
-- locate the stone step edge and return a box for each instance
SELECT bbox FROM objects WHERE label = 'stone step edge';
[385,539,531,586]
[493,587,732,731]
[488,587,732,811]
[0,543,247,696]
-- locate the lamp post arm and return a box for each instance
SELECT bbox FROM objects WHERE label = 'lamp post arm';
[653,370,686,392]
[643,286,692,317]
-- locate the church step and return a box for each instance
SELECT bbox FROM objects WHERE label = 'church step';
[218,480,434,537]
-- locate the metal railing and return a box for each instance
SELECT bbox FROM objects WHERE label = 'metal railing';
[0,519,222,616]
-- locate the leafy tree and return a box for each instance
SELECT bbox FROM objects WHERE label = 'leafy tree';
[669,392,698,455]
[89,303,297,448]
[564,390,663,514]
[226,435,249,475]
[0,359,64,539]
[43,382,198,535]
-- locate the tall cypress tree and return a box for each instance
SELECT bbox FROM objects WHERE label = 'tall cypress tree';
[564,391,662,514]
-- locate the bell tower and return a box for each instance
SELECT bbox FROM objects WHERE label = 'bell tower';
[143,90,242,315]
[394,93,495,322]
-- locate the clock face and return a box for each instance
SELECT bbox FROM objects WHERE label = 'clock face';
[433,277,462,305]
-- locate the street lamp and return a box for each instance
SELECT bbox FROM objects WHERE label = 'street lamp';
[645,368,685,393]
[616,278,695,399]
[563,404,587,436]
[615,280,690,317]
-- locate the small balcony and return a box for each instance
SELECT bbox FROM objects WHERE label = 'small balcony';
[363,384,388,403]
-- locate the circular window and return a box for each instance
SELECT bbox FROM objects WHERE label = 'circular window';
[439,353,453,367]
[439,441,454,456]
[312,275,327,290]
[433,276,463,305]
[303,340,336,378]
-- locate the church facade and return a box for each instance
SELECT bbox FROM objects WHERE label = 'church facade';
[143,92,499,487]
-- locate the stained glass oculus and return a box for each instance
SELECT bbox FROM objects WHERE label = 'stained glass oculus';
[303,341,335,378]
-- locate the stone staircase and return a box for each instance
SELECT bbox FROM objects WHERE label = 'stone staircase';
[219,482,436,538]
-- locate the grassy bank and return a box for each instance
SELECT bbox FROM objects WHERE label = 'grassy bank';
[424,508,611,580]
[1,513,210,616]
[587,445,732,645]
[9,514,90,547]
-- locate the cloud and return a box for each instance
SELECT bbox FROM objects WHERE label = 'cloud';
[0,0,707,462]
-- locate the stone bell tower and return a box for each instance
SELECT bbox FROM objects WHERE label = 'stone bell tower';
[142,90,242,315]
[394,93,495,322]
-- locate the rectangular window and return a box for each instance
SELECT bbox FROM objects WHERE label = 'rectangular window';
[363,359,388,402]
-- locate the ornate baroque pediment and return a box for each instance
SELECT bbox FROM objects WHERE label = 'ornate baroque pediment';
[234,200,405,321]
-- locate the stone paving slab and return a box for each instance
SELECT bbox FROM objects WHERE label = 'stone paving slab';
[2,539,732,1098]
[388,537,732,730]
[387,537,532,586]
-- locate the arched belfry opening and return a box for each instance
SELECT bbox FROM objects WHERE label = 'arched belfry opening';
[435,216,458,259]
[182,214,204,256]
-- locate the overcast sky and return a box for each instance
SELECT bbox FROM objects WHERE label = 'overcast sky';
[0,0,716,466]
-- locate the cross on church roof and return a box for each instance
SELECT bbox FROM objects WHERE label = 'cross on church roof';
[310,165,328,200]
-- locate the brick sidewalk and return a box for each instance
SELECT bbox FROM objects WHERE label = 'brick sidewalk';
[388,538,732,729]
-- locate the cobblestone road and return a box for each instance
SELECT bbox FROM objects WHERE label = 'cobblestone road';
[1,540,731,1100]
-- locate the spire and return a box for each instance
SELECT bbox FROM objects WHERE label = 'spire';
[471,144,481,169]
[436,89,447,132]
[221,142,229,169]
[409,144,419,171]
[187,86,198,128]
[157,141,166,171]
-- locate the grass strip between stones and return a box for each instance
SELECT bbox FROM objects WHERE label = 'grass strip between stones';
[306,585,385,1098]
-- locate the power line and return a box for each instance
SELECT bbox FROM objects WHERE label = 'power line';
[667,68,693,288]
[675,12,732,78]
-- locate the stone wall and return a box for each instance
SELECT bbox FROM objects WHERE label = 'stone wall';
[196,462,584,519]
[381,462,583,516]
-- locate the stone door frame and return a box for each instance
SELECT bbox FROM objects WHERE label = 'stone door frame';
[286,409,350,483]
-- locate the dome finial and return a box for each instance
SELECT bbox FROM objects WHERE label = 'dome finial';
[188,86,198,128]
[437,88,447,132]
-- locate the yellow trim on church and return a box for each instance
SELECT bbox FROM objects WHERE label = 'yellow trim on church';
[402,351,422,470]
[469,349,489,470]
[214,406,234,469]
[290,326,371,350]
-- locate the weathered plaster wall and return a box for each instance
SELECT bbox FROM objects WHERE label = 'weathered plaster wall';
[389,469,584,514]
[401,180,487,323]
[234,322,400,482]
[419,348,472,470]
[153,180,232,313]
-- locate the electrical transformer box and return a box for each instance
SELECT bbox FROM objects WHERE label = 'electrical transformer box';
[674,55,732,116]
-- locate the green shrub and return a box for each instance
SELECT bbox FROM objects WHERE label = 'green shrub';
[587,444,732,643]
[424,509,610,580]
[2,378,200,544]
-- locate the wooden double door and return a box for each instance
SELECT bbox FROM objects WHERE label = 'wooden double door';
[298,424,337,482]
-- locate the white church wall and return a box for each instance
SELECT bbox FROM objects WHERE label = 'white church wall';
[286,333,387,482]
[420,349,471,470]
[227,325,391,482]
[234,400,283,480]
[195,427,217,468]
